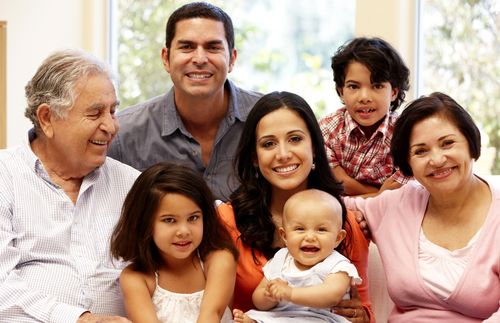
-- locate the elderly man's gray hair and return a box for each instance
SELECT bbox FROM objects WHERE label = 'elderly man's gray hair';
[24,49,115,132]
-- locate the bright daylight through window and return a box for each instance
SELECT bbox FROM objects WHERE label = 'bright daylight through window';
[111,0,355,117]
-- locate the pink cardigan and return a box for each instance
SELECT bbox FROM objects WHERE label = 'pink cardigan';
[344,179,500,322]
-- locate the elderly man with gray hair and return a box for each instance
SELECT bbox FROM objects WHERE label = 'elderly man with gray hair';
[0,49,139,322]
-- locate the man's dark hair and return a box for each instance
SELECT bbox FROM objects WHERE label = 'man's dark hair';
[165,2,234,51]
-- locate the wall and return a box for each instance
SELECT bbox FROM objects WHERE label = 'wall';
[0,21,6,148]
[0,0,108,147]
[0,0,415,148]
[355,0,419,101]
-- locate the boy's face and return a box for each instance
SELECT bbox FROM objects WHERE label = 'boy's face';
[339,61,398,136]
[279,198,346,271]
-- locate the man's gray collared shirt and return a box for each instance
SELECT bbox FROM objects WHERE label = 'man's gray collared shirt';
[108,80,262,201]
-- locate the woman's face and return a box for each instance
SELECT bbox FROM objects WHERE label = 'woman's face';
[408,115,474,195]
[254,108,314,196]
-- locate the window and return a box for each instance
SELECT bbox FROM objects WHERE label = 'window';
[418,0,500,174]
[111,0,355,116]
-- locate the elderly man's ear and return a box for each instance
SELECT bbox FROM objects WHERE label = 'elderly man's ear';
[36,104,55,138]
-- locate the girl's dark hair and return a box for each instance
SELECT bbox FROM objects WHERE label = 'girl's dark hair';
[230,91,349,262]
[331,37,410,111]
[392,92,481,177]
[111,162,238,273]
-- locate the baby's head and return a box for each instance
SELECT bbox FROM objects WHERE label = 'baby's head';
[332,37,409,114]
[280,189,346,271]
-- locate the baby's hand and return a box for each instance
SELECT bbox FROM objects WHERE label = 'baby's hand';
[266,279,292,302]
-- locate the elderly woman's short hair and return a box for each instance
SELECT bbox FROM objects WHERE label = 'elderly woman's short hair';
[391,92,481,177]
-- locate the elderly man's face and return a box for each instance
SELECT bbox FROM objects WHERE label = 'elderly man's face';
[50,74,119,175]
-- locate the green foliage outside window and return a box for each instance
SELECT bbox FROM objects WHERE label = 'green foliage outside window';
[114,0,354,117]
[421,0,500,174]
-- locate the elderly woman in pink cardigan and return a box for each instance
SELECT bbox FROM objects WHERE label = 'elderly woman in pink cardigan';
[345,92,499,322]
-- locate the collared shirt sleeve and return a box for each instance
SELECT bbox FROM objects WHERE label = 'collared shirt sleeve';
[389,169,411,185]
[0,139,139,322]
[319,109,344,169]
[0,151,87,323]
[320,109,408,187]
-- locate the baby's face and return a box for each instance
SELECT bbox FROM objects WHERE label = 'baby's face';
[281,200,344,271]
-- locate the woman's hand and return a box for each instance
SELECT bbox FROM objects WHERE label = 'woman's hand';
[353,210,371,240]
[332,287,370,323]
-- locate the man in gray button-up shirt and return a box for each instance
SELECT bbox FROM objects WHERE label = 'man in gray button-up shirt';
[108,2,262,200]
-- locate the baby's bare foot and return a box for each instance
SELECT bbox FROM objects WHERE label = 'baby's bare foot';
[232,309,256,323]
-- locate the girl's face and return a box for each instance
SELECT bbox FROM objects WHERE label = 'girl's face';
[152,193,204,263]
[408,115,474,196]
[255,108,314,196]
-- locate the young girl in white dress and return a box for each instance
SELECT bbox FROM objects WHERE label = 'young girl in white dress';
[233,189,361,323]
[110,162,237,323]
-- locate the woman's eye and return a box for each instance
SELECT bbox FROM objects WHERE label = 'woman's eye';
[261,141,275,148]
[413,148,427,156]
[290,136,303,143]
[442,140,455,148]
[188,215,200,222]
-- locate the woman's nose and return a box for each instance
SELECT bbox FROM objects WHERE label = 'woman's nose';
[276,144,292,161]
[428,148,446,166]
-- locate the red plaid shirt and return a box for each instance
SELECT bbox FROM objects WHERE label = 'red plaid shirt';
[319,107,410,186]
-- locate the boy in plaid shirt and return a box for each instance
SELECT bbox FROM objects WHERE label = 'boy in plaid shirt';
[319,37,411,197]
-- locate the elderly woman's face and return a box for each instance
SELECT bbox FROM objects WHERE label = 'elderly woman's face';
[408,115,473,194]
[49,74,119,175]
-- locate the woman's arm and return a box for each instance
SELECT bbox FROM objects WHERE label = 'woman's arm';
[332,287,371,323]
[197,249,237,323]
[119,267,160,323]
[336,211,373,322]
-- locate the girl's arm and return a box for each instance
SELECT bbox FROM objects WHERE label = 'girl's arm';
[119,267,160,323]
[197,249,237,323]
[252,276,279,310]
[268,272,351,308]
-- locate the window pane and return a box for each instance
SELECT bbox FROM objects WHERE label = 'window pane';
[419,0,500,174]
[113,0,355,116]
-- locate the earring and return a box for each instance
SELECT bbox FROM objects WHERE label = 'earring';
[311,162,316,171]
[255,168,259,179]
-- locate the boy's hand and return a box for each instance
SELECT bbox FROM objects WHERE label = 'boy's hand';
[266,279,292,302]
[379,176,401,193]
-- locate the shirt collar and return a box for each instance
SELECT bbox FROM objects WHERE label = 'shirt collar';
[162,79,241,137]
[344,108,396,140]
[23,128,101,187]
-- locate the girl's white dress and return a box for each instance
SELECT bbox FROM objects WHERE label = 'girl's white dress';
[151,258,233,323]
[245,248,361,323]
